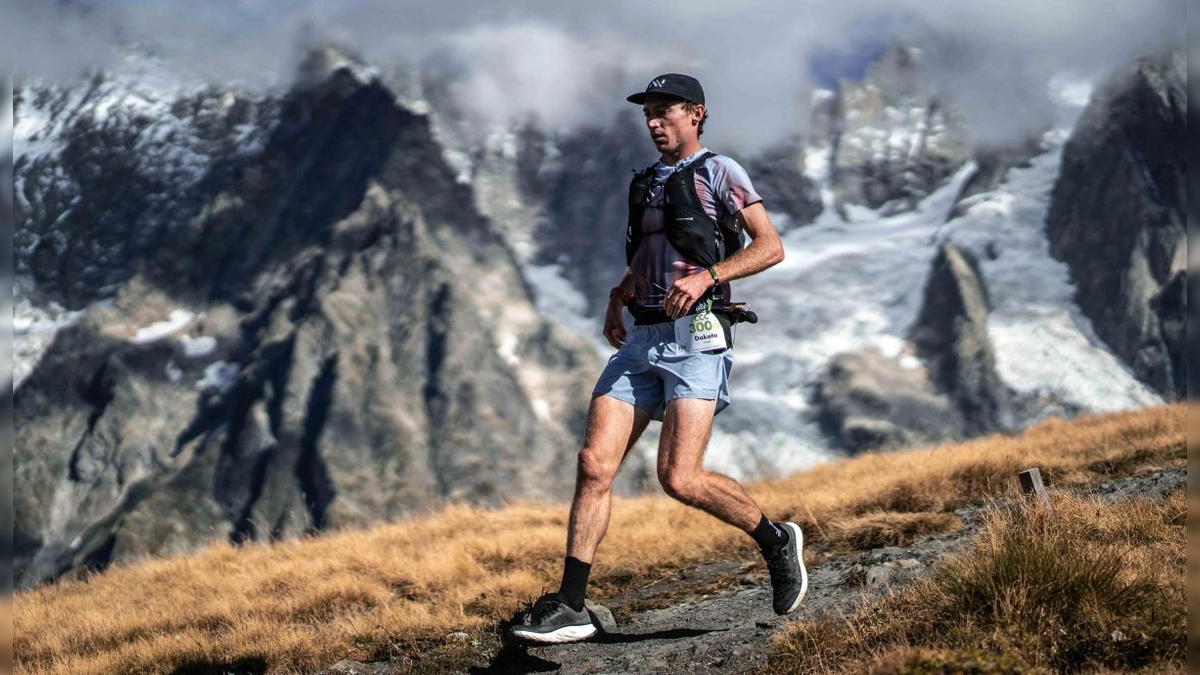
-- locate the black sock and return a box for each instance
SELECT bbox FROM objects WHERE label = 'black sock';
[557,556,591,611]
[750,514,788,553]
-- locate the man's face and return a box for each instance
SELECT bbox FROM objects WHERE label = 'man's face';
[642,95,703,156]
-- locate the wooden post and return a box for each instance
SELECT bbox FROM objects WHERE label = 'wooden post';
[1018,468,1054,517]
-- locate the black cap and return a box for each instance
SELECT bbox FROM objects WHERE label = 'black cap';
[626,73,705,106]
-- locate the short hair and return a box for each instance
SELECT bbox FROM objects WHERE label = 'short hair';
[683,100,708,137]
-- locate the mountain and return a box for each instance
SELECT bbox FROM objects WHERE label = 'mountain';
[13,48,611,588]
[827,44,973,218]
[1044,51,1187,400]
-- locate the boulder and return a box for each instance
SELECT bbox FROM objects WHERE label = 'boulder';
[812,348,960,453]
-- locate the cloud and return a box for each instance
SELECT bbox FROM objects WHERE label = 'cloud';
[4,0,1186,149]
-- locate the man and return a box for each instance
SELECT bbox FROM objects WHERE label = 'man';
[511,73,806,644]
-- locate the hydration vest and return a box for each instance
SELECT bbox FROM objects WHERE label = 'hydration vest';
[626,151,744,268]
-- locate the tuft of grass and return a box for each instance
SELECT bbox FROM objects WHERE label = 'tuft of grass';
[13,404,1185,674]
[762,491,1186,674]
[831,512,962,550]
[870,647,1038,674]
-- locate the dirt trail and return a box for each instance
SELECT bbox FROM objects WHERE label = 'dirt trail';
[322,469,1184,675]
[459,469,1184,675]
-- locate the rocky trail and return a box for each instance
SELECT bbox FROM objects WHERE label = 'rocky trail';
[324,469,1185,675]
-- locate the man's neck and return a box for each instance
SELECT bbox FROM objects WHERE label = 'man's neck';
[659,141,704,166]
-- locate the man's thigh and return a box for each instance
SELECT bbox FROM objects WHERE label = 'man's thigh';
[584,394,653,455]
[657,397,719,471]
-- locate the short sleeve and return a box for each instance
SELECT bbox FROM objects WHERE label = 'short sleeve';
[705,155,763,215]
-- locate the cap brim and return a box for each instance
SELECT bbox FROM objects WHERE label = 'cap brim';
[626,92,647,104]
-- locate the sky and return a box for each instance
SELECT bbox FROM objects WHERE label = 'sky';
[3,0,1186,149]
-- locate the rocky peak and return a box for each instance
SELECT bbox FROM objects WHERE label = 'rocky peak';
[829,43,972,218]
[1044,49,1186,399]
[812,242,1010,453]
[14,52,607,588]
[294,44,381,94]
[909,243,1010,436]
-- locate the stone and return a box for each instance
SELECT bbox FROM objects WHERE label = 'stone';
[866,566,892,589]
[328,660,372,675]
[585,600,618,633]
[811,347,959,453]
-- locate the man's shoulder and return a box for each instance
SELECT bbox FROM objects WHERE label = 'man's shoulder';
[697,152,754,186]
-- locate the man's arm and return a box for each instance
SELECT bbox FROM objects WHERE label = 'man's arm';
[604,268,635,348]
[662,202,784,319]
[712,202,785,283]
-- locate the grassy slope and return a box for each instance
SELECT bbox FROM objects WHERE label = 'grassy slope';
[14,403,1186,675]
[764,492,1186,674]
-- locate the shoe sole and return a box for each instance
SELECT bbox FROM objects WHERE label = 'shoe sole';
[510,623,597,644]
[781,522,808,614]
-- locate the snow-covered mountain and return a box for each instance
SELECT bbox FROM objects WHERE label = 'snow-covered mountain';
[13,48,611,588]
[13,43,1185,586]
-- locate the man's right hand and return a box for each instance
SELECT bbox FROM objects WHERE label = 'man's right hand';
[603,296,627,349]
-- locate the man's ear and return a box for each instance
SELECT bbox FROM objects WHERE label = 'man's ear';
[692,105,705,125]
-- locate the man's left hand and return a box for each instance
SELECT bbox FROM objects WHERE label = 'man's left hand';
[664,270,715,320]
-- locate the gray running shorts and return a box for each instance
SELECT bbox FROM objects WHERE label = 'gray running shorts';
[592,322,733,421]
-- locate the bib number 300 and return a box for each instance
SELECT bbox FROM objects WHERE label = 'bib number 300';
[674,311,727,353]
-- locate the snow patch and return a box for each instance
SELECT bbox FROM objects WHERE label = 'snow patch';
[498,334,520,368]
[196,361,239,394]
[180,335,217,358]
[705,124,1161,479]
[524,263,605,349]
[132,310,193,344]
[13,290,86,389]
[937,134,1160,411]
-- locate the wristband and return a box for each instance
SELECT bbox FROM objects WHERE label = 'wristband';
[706,266,720,285]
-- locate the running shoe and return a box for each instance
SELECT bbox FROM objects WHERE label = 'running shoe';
[509,593,597,644]
[765,522,808,615]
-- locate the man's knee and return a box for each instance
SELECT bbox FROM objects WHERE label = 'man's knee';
[658,469,702,506]
[577,446,620,487]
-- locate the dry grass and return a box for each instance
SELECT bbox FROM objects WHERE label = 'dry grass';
[3,597,13,675]
[14,403,1185,674]
[761,491,1187,674]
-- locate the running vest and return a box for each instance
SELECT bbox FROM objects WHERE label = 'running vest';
[626,152,744,268]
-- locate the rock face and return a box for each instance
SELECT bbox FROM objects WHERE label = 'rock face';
[813,243,1009,452]
[1044,51,1187,400]
[744,141,824,232]
[526,115,649,316]
[14,50,603,588]
[14,64,281,308]
[909,243,1010,436]
[830,44,972,217]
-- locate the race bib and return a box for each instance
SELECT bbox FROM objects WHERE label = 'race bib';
[674,311,728,353]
